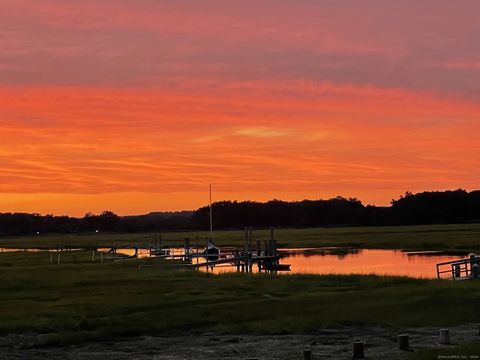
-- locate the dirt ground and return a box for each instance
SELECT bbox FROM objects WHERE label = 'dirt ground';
[1,324,479,359]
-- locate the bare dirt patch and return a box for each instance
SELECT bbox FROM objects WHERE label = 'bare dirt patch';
[0,324,478,359]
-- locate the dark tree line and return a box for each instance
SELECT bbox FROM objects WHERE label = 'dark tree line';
[1,189,480,236]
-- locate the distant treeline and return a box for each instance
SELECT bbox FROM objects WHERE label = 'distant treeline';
[1,189,480,236]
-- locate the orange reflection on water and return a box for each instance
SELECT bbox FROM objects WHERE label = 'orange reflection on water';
[283,249,462,278]
[201,249,464,278]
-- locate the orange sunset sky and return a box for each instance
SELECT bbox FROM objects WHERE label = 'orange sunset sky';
[1,1,480,216]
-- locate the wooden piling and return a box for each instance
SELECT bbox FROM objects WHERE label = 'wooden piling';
[236,251,240,271]
[92,250,95,262]
[249,227,253,253]
[302,349,312,360]
[50,252,53,265]
[57,253,61,265]
[100,252,103,263]
[439,329,450,345]
[397,334,410,350]
[352,342,365,359]
[184,238,190,259]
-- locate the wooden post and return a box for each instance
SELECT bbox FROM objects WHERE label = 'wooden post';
[92,250,95,262]
[439,329,450,345]
[100,252,103,263]
[352,342,365,359]
[184,238,190,259]
[398,334,409,350]
[264,240,269,256]
[57,253,61,265]
[302,349,312,360]
[50,252,53,265]
[245,227,249,253]
[454,264,461,278]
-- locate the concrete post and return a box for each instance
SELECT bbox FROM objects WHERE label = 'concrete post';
[398,334,410,350]
[439,329,450,345]
[352,342,365,359]
[302,349,312,360]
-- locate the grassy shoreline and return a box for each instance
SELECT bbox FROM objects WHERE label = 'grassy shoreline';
[1,223,480,252]
[1,251,479,347]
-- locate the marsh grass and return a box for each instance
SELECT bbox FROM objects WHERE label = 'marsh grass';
[0,251,479,346]
[1,223,480,251]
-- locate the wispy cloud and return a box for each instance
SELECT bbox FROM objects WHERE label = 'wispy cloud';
[1,1,480,214]
[233,127,289,138]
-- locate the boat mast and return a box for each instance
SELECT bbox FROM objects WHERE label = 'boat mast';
[209,184,213,240]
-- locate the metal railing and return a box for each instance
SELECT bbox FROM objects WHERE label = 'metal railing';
[436,256,480,280]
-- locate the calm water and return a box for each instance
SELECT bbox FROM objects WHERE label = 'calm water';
[200,248,466,279]
[0,247,467,279]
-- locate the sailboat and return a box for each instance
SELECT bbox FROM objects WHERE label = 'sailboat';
[203,184,220,262]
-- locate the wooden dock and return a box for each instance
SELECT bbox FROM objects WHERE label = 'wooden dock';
[139,226,290,273]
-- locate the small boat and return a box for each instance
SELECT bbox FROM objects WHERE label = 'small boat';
[263,263,291,271]
[203,239,220,262]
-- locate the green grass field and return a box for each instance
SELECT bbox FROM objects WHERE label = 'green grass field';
[1,223,480,251]
[1,251,479,348]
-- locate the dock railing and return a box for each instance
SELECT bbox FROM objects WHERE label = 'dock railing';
[436,256,480,280]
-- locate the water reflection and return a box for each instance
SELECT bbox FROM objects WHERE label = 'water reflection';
[199,249,465,278]
[0,246,467,279]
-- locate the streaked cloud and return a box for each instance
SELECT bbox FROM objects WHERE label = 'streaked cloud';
[234,127,289,138]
